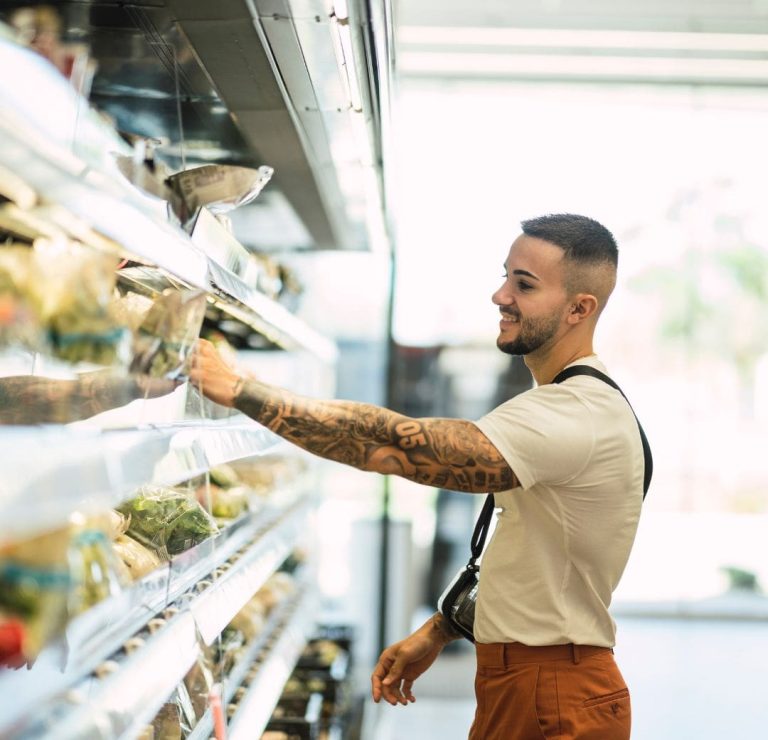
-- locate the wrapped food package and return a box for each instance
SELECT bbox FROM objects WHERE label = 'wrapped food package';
[208,463,241,489]
[196,483,249,520]
[112,534,162,581]
[166,164,273,228]
[183,652,214,720]
[0,245,45,350]
[111,290,154,333]
[229,595,268,642]
[33,240,131,366]
[67,527,125,614]
[117,487,219,559]
[214,626,244,679]
[254,572,297,613]
[150,700,182,740]
[130,288,207,379]
[0,526,72,662]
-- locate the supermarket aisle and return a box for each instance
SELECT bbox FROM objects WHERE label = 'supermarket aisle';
[369,617,768,740]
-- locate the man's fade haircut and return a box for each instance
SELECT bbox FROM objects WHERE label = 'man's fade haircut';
[521,213,618,309]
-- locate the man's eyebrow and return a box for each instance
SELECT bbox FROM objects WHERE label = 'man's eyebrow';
[512,269,541,281]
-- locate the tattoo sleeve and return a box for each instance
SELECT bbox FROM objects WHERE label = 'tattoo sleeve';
[234,380,517,493]
[0,375,142,424]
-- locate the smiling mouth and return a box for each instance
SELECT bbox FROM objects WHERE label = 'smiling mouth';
[499,312,520,324]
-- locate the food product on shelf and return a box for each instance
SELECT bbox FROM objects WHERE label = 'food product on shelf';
[130,288,207,379]
[183,652,214,719]
[111,534,162,581]
[208,463,241,490]
[150,699,183,740]
[166,164,274,229]
[0,245,44,350]
[67,527,125,614]
[0,525,72,663]
[117,486,219,559]
[196,483,250,520]
[35,240,131,366]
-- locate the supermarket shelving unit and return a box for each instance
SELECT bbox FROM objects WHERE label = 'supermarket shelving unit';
[0,24,341,739]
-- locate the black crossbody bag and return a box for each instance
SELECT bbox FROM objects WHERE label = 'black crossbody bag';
[437,365,654,642]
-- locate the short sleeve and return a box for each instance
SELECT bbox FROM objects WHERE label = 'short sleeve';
[474,385,596,489]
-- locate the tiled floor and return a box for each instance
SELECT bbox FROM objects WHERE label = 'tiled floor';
[368,617,768,740]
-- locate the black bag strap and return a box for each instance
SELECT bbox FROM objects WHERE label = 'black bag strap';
[468,493,496,567]
[466,364,653,567]
[552,365,653,498]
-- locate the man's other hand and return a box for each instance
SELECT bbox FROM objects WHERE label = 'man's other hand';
[371,615,453,706]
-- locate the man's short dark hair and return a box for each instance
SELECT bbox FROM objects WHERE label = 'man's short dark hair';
[521,214,618,268]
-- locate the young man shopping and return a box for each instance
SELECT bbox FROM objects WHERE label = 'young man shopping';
[191,213,648,740]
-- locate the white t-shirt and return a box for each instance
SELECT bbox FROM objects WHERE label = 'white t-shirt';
[472,355,643,647]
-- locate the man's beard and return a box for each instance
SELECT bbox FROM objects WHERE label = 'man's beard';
[497,311,561,356]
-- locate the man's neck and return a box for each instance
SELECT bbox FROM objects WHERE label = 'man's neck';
[524,344,596,386]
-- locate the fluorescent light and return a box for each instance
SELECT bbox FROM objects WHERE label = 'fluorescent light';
[333,18,363,111]
[398,51,768,83]
[398,26,768,54]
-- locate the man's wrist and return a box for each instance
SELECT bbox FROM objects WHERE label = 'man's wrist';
[231,375,245,407]
[431,612,462,644]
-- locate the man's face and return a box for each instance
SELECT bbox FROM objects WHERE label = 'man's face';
[492,235,570,356]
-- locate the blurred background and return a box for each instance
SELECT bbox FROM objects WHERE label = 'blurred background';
[295,2,768,739]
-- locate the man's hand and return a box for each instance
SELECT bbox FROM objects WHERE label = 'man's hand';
[371,613,461,706]
[189,338,243,408]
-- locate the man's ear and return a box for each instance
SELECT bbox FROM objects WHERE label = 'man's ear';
[566,294,599,324]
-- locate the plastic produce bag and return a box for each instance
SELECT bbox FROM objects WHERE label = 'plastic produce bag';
[67,527,125,615]
[112,534,162,581]
[117,487,219,559]
[166,164,273,229]
[130,289,207,380]
[196,483,249,520]
[0,526,72,664]
[33,239,131,366]
[0,245,45,351]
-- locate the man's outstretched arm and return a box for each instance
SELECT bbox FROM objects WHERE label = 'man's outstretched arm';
[191,339,518,493]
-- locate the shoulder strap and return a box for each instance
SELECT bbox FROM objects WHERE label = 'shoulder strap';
[467,364,653,565]
[552,365,653,498]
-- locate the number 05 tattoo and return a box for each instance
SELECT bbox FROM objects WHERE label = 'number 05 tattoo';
[234,380,516,493]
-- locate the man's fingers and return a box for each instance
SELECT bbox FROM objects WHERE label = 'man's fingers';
[382,653,408,685]
[371,655,393,703]
[403,679,416,703]
[382,681,407,706]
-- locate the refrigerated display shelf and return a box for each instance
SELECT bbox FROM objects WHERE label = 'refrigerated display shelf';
[0,495,313,738]
[186,568,314,740]
[227,588,320,740]
[0,419,284,541]
[0,35,336,363]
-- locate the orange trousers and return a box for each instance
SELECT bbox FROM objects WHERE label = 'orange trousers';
[469,642,631,740]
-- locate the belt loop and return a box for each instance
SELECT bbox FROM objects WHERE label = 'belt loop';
[571,644,580,664]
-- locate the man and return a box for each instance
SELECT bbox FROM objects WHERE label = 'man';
[190,213,645,740]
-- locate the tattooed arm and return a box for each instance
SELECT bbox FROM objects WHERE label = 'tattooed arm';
[0,373,177,424]
[190,339,517,493]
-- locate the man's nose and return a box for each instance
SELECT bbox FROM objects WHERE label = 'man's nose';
[492,283,513,306]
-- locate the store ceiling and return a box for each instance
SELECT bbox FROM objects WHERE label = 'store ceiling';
[394,0,768,85]
[0,0,392,253]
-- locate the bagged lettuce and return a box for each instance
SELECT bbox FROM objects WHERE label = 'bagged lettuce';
[117,487,219,559]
